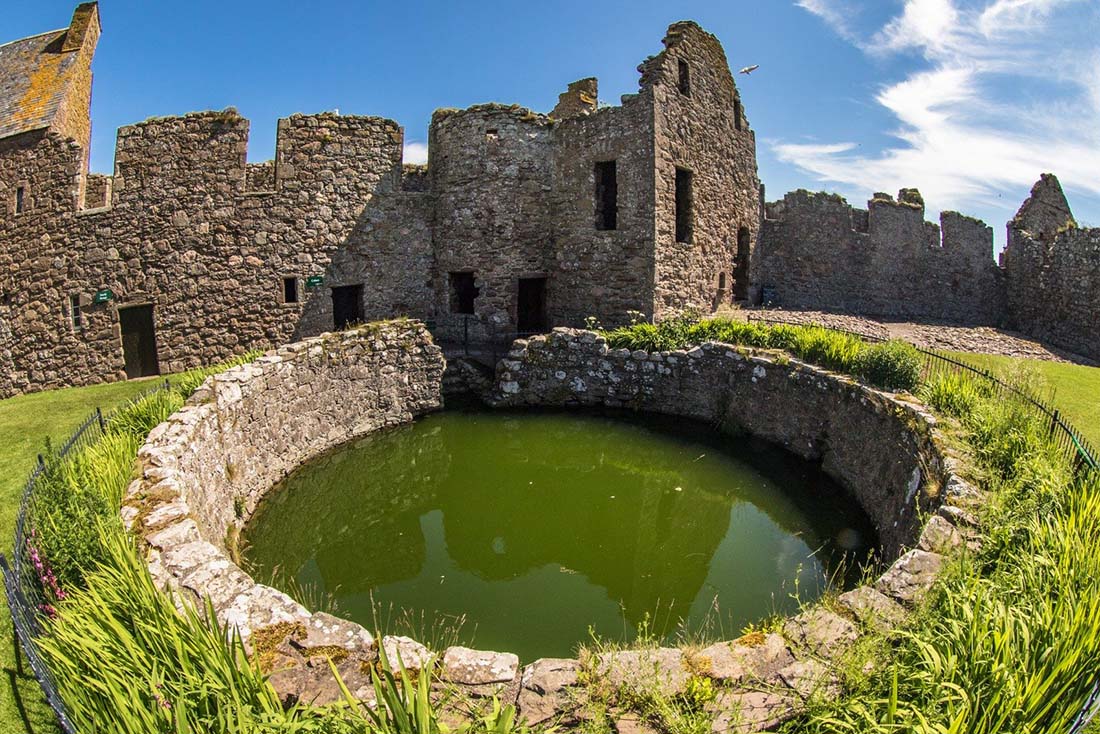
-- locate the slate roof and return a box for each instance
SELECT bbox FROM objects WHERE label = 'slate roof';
[0,28,80,140]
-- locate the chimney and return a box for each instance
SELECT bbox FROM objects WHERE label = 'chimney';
[62,3,101,54]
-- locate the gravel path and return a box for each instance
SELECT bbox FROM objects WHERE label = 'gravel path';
[733,308,1095,365]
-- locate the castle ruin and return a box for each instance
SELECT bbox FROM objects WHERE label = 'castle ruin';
[0,4,1095,397]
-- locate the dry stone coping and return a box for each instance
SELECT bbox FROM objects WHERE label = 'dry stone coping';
[122,323,988,730]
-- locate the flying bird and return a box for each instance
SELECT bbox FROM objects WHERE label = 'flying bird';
[739,65,760,75]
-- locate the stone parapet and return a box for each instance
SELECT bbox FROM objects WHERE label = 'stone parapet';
[123,320,452,704]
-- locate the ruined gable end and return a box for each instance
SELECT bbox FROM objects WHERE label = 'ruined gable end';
[1012,173,1075,241]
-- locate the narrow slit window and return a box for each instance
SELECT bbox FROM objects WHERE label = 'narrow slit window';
[283,277,299,304]
[733,98,742,132]
[675,167,693,244]
[15,186,25,214]
[449,272,478,314]
[69,294,82,329]
[678,60,691,97]
[594,160,618,230]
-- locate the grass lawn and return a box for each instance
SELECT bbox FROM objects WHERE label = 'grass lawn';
[0,377,174,734]
[0,351,1096,733]
[944,351,1100,450]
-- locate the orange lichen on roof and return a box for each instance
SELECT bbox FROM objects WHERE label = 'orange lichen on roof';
[10,43,69,132]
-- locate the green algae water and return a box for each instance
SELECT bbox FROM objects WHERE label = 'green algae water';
[242,408,875,660]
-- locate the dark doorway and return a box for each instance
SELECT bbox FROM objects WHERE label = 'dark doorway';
[449,272,478,314]
[517,277,548,334]
[119,305,160,379]
[332,284,364,330]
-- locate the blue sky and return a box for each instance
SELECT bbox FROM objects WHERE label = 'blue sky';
[9,0,1100,246]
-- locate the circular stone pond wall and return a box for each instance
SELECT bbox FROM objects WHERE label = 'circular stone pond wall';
[125,321,982,726]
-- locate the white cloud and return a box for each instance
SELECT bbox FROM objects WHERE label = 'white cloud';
[403,142,428,165]
[784,0,1100,225]
[870,0,959,55]
[795,0,860,42]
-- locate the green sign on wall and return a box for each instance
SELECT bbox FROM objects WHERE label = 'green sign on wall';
[305,275,325,289]
[93,288,114,304]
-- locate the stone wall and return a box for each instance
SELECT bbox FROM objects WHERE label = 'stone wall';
[124,320,453,703]
[1002,176,1100,361]
[428,105,555,342]
[125,321,984,726]
[4,9,1097,403]
[0,17,774,397]
[484,329,982,729]
[550,84,657,328]
[757,189,1004,324]
[0,110,432,396]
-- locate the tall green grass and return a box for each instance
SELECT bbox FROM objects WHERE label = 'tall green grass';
[794,371,1100,733]
[25,353,260,600]
[601,316,921,391]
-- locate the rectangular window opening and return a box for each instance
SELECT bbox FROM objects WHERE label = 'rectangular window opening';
[69,294,82,330]
[15,187,25,214]
[449,271,478,315]
[675,167,694,244]
[678,60,691,97]
[734,98,743,132]
[283,276,299,304]
[594,160,618,231]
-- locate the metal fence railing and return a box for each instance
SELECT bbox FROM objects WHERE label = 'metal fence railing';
[3,378,170,734]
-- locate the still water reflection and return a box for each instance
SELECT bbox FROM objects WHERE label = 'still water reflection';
[242,408,875,660]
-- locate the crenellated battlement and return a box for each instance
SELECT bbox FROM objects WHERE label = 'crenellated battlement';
[764,188,994,260]
[758,188,1002,323]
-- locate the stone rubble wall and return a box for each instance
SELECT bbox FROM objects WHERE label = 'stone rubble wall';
[488,328,983,730]
[757,189,1004,324]
[650,22,761,316]
[428,105,555,343]
[550,85,658,329]
[0,19,766,398]
[1001,176,1100,363]
[0,110,437,397]
[123,321,457,703]
[1002,226,1100,362]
